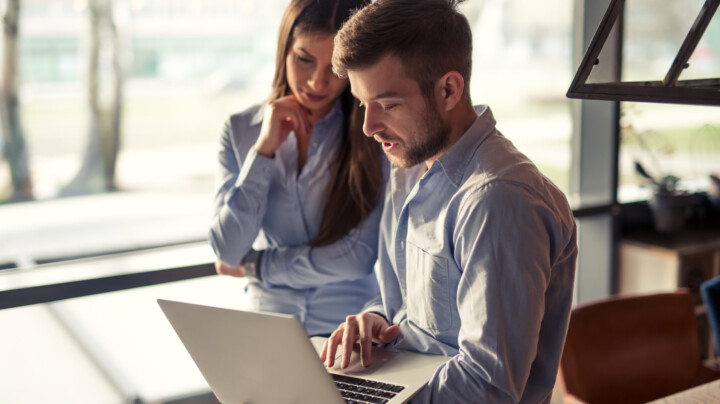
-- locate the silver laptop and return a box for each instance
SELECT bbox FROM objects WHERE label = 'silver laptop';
[157,299,449,404]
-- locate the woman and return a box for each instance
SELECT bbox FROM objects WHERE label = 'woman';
[209,0,385,337]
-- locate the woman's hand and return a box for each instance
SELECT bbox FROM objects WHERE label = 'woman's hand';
[254,95,313,158]
[215,259,245,277]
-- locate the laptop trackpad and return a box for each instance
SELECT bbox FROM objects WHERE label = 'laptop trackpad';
[310,336,397,371]
[331,344,397,374]
[310,336,446,382]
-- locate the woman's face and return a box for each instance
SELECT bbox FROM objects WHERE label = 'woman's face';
[285,32,348,120]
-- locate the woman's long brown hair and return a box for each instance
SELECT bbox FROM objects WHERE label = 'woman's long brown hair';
[269,0,383,247]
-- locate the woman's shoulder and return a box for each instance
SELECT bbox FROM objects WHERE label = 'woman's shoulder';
[227,103,265,129]
[222,103,265,153]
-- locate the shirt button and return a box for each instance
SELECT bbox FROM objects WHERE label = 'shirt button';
[400,241,405,250]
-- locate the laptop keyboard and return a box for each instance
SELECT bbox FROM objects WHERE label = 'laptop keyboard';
[332,374,405,404]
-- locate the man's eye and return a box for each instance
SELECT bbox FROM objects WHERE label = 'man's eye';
[382,104,398,112]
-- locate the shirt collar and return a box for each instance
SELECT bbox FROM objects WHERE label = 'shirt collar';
[434,105,496,187]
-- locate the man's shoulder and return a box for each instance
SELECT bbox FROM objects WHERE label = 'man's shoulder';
[458,140,570,217]
[458,133,534,189]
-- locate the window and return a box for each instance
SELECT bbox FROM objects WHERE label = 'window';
[618,0,720,202]
[1,0,575,266]
[0,0,289,266]
[465,0,573,194]
[0,1,577,403]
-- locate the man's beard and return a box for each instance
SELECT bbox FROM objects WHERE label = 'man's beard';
[391,100,451,168]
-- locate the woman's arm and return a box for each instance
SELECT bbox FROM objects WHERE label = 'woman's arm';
[209,116,276,266]
[258,197,383,288]
[257,157,389,289]
[210,97,314,267]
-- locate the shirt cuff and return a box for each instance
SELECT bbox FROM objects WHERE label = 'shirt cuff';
[368,311,389,324]
[241,249,264,281]
[362,301,387,321]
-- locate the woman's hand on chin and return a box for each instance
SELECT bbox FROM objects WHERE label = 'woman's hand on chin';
[254,95,313,158]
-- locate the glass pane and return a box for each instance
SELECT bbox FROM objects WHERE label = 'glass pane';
[618,103,720,203]
[1,0,574,266]
[619,0,720,202]
[623,0,716,82]
[0,0,290,266]
[0,1,576,402]
[684,6,720,80]
[463,0,573,196]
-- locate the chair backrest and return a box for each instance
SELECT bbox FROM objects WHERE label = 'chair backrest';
[701,277,720,360]
[560,291,702,404]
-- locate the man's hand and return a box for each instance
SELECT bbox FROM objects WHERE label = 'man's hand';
[320,312,400,369]
[215,259,245,277]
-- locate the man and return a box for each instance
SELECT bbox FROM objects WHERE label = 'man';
[320,0,578,402]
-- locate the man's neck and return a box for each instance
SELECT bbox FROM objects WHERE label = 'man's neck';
[424,101,478,169]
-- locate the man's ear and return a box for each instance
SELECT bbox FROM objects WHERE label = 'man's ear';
[436,71,465,112]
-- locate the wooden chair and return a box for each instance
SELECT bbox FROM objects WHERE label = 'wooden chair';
[558,290,720,404]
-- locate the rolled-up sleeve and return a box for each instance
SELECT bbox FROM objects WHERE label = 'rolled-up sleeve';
[260,193,383,289]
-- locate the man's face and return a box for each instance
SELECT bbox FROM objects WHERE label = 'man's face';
[348,55,450,168]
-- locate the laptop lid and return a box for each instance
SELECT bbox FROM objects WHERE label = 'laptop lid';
[158,299,449,404]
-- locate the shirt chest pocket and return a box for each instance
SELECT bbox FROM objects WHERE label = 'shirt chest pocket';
[405,242,453,333]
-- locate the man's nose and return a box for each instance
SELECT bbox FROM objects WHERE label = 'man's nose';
[363,105,383,137]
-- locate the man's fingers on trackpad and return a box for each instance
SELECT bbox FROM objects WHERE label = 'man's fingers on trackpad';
[327,344,362,369]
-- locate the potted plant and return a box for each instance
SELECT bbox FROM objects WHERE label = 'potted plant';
[635,161,695,234]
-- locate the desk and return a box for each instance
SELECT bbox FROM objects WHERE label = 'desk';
[0,241,243,403]
[648,379,720,403]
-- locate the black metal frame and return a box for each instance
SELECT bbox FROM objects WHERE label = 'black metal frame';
[0,261,215,310]
[567,0,720,106]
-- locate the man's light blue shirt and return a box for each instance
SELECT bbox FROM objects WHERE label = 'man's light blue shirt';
[209,101,382,336]
[364,106,578,403]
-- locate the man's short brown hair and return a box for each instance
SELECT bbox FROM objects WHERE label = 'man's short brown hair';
[333,0,473,102]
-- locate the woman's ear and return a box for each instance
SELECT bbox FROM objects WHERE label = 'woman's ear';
[436,71,465,112]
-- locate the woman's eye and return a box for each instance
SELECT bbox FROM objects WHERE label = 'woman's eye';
[296,55,313,64]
